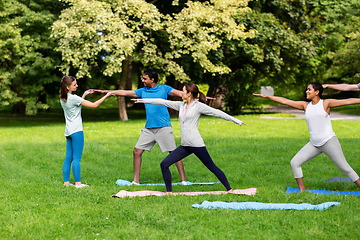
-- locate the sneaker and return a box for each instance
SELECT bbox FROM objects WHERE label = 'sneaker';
[64,183,75,187]
[181,181,188,186]
[75,184,89,188]
[129,181,140,186]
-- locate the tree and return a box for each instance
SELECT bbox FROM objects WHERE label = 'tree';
[0,0,64,115]
[51,0,255,120]
[171,0,317,111]
[308,0,360,85]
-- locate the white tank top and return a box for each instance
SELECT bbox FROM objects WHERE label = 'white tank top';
[305,99,335,147]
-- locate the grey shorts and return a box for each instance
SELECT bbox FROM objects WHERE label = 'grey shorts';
[135,126,177,153]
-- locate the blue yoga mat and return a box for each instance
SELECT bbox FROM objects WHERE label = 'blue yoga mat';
[286,186,360,196]
[192,200,340,210]
[116,179,219,186]
[325,177,352,183]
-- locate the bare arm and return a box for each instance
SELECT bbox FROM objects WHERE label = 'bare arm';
[170,89,216,100]
[253,93,308,111]
[323,84,360,91]
[81,92,114,108]
[170,89,183,98]
[93,89,137,97]
[325,98,360,109]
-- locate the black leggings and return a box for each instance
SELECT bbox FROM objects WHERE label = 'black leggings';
[160,146,231,192]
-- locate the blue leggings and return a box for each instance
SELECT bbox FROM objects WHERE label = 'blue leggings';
[63,131,84,182]
[160,146,231,192]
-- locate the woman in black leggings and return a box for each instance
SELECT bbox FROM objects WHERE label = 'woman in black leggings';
[133,83,245,193]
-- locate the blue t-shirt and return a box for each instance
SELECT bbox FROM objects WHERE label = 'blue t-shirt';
[134,84,173,128]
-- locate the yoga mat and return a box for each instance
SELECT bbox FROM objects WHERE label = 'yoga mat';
[112,188,257,198]
[286,186,360,196]
[192,200,340,210]
[325,177,352,183]
[115,179,219,186]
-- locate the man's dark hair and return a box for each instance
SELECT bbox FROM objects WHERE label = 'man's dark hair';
[143,68,159,83]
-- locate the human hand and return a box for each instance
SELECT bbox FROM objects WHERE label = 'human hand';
[237,121,246,126]
[84,89,94,96]
[252,93,267,98]
[131,99,138,103]
[322,84,328,89]
[106,91,116,97]
[92,89,105,93]
[205,96,216,101]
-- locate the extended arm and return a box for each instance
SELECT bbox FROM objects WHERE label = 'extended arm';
[198,103,244,126]
[170,89,183,98]
[323,84,360,91]
[81,92,114,108]
[93,89,137,97]
[170,89,216,100]
[253,93,308,111]
[325,98,360,108]
[133,98,182,111]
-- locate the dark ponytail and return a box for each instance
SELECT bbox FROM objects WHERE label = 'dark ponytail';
[59,76,76,101]
[184,83,206,103]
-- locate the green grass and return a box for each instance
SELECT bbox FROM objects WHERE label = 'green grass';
[1,110,360,239]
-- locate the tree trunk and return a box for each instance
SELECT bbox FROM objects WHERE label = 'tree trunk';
[166,74,184,117]
[12,101,26,114]
[117,57,130,121]
[207,76,228,109]
[208,84,228,109]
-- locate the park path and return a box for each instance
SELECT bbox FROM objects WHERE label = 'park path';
[261,105,360,121]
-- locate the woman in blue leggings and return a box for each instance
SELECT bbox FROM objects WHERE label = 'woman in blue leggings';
[60,76,113,188]
[133,83,245,193]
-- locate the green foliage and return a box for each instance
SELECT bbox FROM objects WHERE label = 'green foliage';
[2,115,360,238]
[0,0,64,115]
[190,0,317,111]
[307,0,360,84]
[51,0,255,82]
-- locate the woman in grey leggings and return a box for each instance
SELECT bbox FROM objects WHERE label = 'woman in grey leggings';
[254,82,360,192]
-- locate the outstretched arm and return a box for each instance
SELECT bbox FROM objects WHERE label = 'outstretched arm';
[170,89,216,100]
[253,93,308,111]
[92,89,137,97]
[170,89,183,98]
[197,103,245,126]
[325,98,360,108]
[132,98,182,111]
[323,84,360,91]
[81,92,114,108]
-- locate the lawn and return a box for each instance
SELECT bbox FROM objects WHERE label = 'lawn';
[1,108,360,239]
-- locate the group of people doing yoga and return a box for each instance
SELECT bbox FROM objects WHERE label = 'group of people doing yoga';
[60,68,360,193]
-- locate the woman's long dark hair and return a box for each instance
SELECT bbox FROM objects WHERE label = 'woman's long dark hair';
[59,76,76,101]
[184,83,206,103]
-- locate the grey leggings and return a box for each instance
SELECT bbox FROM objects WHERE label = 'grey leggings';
[290,136,359,182]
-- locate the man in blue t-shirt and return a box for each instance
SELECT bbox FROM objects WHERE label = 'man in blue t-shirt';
[96,68,186,185]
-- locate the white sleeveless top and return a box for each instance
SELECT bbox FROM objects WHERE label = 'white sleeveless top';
[305,99,335,147]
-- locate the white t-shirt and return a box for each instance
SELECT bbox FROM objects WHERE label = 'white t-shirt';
[60,94,84,136]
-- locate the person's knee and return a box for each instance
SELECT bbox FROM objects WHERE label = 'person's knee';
[290,158,299,169]
[133,148,143,157]
[160,160,171,170]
